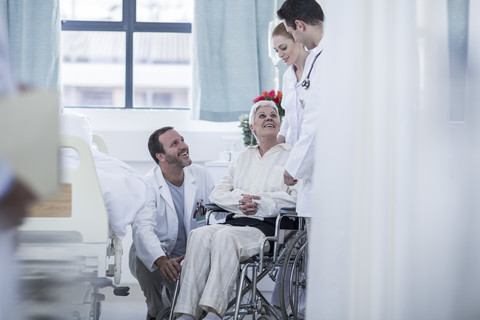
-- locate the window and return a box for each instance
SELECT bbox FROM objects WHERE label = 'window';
[60,0,193,109]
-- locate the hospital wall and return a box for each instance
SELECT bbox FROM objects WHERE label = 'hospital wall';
[65,108,243,173]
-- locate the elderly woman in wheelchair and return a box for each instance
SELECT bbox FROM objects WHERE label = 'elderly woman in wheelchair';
[173,100,297,320]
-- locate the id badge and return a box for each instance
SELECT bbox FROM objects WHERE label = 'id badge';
[196,215,206,227]
[194,199,207,227]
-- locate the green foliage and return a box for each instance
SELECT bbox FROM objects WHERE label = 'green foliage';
[238,114,257,147]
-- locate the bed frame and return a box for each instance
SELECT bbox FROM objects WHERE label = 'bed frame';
[16,135,128,320]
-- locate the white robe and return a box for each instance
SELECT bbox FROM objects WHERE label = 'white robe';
[209,143,297,218]
[175,143,297,317]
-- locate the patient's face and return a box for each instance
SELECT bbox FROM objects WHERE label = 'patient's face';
[251,106,280,139]
[158,129,192,168]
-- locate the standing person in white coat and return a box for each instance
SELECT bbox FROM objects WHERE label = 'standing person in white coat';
[129,126,215,320]
[0,21,36,320]
[270,21,314,312]
[277,0,325,228]
[272,22,311,146]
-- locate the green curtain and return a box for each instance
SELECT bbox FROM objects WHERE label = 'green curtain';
[193,0,284,121]
[6,0,60,90]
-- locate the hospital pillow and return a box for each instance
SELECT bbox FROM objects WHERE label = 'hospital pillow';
[59,112,93,148]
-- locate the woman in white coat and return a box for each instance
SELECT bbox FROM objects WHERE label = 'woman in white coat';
[272,22,310,146]
[270,22,314,312]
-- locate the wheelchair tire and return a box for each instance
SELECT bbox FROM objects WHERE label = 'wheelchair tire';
[279,231,308,320]
[156,307,176,320]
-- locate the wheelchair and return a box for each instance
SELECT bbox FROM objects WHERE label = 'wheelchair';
[156,204,308,320]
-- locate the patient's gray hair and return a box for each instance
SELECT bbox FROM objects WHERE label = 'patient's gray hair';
[248,100,279,126]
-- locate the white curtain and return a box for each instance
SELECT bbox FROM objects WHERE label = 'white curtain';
[307,0,480,319]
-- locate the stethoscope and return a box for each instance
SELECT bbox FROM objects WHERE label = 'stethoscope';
[301,50,323,90]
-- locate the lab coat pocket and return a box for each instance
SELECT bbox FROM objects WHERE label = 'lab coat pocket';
[267,166,285,189]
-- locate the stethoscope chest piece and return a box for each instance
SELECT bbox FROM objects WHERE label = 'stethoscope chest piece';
[302,50,322,91]
[301,79,310,90]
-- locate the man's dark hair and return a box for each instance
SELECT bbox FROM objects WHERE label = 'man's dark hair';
[277,0,324,30]
[148,126,174,164]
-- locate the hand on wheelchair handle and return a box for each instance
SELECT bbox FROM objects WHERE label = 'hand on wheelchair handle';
[155,255,184,282]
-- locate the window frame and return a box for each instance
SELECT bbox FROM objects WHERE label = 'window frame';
[61,0,192,109]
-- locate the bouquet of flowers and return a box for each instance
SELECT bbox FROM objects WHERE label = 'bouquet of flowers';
[253,90,284,117]
[239,90,284,147]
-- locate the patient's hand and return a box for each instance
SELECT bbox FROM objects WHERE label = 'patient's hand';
[283,170,298,186]
[239,194,260,216]
[155,255,184,282]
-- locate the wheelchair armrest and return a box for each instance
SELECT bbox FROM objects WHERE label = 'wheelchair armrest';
[279,207,297,215]
[205,203,231,225]
[205,203,228,212]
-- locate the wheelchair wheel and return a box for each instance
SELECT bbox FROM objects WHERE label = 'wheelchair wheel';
[279,231,308,320]
[156,306,176,320]
[222,277,253,320]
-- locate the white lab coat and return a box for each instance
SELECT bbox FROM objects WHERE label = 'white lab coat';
[285,38,326,218]
[132,164,215,271]
[278,51,315,146]
[0,23,19,320]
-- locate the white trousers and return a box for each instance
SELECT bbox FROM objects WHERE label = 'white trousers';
[174,224,266,318]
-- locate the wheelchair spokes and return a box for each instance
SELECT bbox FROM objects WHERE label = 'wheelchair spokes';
[279,231,308,320]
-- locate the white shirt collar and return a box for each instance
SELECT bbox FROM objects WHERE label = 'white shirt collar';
[310,34,326,55]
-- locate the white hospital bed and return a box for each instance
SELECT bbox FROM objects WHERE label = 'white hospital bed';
[16,134,128,320]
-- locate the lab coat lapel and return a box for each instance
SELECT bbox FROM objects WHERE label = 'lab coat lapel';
[183,168,197,232]
[155,168,175,212]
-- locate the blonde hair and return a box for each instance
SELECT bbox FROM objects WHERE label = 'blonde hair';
[272,22,294,41]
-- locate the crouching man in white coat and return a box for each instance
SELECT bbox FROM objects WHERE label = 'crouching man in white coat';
[129,126,215,320]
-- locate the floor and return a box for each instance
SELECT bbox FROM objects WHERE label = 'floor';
[101,282,147,320]
[99,281,274,320]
